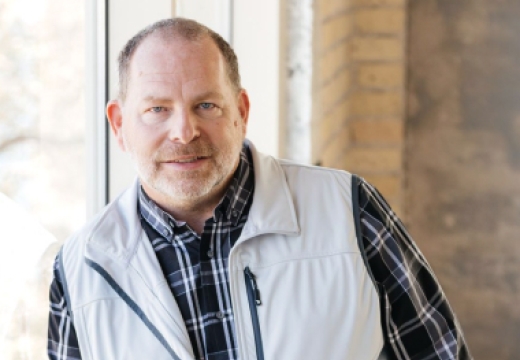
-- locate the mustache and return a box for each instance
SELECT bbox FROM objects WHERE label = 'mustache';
[154,142,216,161]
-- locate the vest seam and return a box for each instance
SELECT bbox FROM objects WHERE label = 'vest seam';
[70,296,129,310]
[352,174,381,291]
[242,250,363,270]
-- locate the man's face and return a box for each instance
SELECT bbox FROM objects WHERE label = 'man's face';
[107,34,249,210]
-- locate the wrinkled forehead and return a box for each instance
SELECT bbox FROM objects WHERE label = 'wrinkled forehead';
[128,34,226,87]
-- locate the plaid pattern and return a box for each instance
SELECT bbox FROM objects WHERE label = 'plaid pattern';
[47,259,81,360]
[358,178,472,360]
[47,149,470,360]
[137,145,254,360]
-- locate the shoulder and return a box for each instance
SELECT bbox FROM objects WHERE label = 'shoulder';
[277,158,353,186]
[269,157,357,206]
[248,142,354,193]
[354,176,395,223]
[62,181,139,255]
[63,201,115,249]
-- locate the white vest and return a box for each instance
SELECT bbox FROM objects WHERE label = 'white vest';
[60,146,384,360]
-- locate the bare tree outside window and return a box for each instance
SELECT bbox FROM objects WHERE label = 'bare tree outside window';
[0,0,85,358]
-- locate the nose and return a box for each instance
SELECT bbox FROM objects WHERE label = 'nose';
[168,108,200,144]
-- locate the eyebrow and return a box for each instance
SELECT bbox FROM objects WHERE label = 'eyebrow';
[141,91,225,103]
[142,95,173,103]
[192,91,225,103]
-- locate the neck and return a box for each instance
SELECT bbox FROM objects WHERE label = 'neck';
[165,202,216,235]
[142,176,233,236]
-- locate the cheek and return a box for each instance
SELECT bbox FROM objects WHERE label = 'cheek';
[123,122,165,155]
[221,121,245,143]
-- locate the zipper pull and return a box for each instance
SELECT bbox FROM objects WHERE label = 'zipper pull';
[244,267,262,306]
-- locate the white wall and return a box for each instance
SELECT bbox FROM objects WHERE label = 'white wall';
[174,0,232,42]
[233,1,284,157]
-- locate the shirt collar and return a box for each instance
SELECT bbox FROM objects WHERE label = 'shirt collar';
[138,187,177,240]
[138,143,255,237]
[215,143,254,224]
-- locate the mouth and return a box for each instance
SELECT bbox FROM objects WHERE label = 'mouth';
[169,156,208,164]
[160,155,210,170]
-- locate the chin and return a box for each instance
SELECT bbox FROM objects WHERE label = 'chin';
[154,177,218,202]
[140,160,235,205]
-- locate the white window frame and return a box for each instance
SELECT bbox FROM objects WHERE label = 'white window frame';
[86,0,109,218]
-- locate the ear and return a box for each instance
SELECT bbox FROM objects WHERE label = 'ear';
[237,89,250,136]
[106,99,126,152]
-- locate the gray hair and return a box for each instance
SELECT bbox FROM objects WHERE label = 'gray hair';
[117,18,241,101]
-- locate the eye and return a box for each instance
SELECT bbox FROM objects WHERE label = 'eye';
[142,106,170,124]
[198,102,215,110]
[149,106,167,113]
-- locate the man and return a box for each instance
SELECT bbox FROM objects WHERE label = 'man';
[48,18,471,360]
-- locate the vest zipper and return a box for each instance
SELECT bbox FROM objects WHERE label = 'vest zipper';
[244,266,264,360]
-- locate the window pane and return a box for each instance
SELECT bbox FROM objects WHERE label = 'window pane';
[0,0,85,358]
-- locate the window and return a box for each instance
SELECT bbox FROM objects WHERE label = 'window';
[0,0,86,357]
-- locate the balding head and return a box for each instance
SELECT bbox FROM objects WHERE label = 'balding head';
[117,18,241,101]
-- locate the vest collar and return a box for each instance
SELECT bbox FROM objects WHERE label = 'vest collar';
[85,141,300,263]
[238,141,300,241]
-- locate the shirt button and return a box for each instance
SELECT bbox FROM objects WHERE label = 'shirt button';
[232,210,239,217]
[207,249,214,258]
[162,228,170,237]
[216,311,224,320]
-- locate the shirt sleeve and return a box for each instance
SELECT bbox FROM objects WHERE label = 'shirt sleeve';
[356,178,472,360]
[48,254,82,360]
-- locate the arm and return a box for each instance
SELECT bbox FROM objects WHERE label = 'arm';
[356,178,472,360]
[48,254,82,360]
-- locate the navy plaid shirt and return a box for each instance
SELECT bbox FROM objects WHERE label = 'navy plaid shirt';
[357,180,471,359]
[48,145,470,360]
[136,145,254,360]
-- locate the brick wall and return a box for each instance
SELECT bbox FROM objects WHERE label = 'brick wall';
[312,0,406,215]
[406,1,520,357]
[312,0,352,168]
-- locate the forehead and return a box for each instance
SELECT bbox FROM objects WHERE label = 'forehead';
[127,34,227,94]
